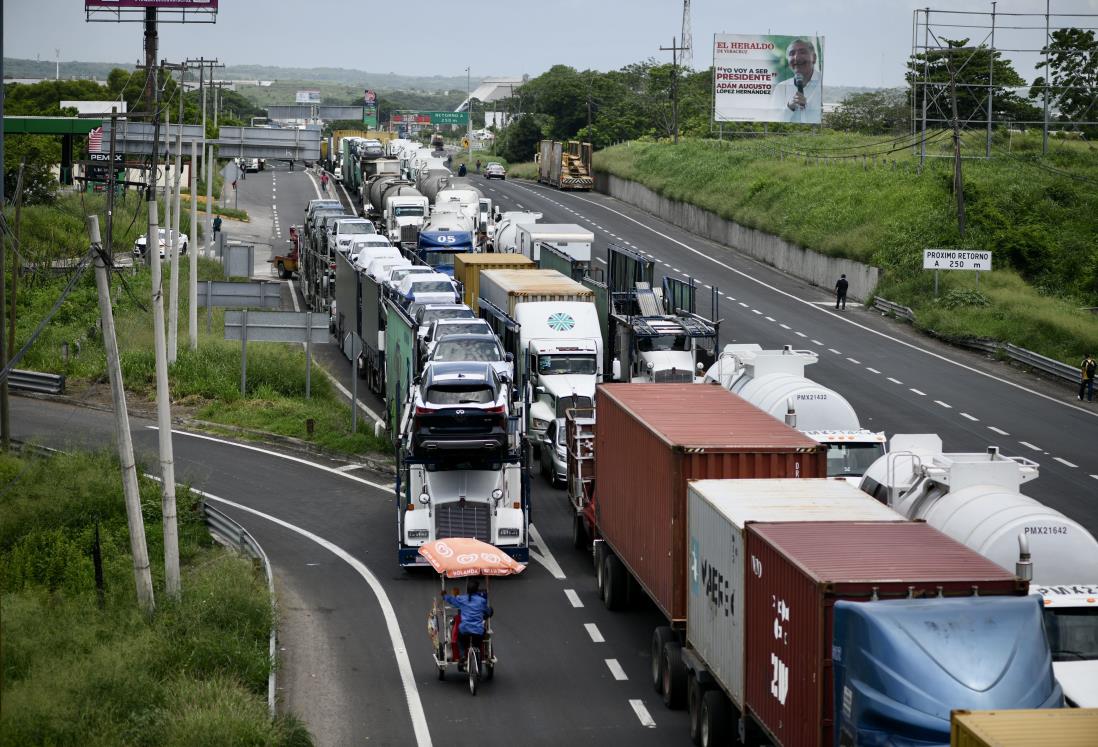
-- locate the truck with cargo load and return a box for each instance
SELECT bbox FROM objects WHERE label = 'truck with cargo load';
[860,434,1098,708]
[682,479,1061,746]
[515,223,594,274]
[537,140,593,191]
[950,708,1098,747]
[704,344,887,482]
[492,211,542,254]
[453,253,536,313]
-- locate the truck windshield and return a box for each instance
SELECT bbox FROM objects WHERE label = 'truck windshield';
[538,355,597,376]
[394,206,424,217]
[433,339,502,362]
[424,251,460,269]
[1043,607,1098,662]
[825,443,886,478]
[638,334,690,352]
[555,395,594,418]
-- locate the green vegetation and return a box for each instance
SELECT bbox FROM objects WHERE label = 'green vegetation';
[180,196,250,222]
[507,161,539,180]
[0,449,312,745]
[594,133,1098,363]
[10,195,390,456]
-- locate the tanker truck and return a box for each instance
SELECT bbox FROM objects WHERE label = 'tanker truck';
[366,175,428,242]
[860,434,1098,708]
[704,344,886,482]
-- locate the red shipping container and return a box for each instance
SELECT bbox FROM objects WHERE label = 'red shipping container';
[743,522,1027,747]
[594,384,826,624]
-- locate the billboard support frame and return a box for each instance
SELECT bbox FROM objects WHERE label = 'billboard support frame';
[85,0,218,23]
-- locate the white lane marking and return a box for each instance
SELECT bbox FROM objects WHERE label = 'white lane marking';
[910,388,927,396]
[752,309,762,315]
[334,464,365,472]
[528,524,566,580]
[828,348,841,355]
[702,284,711,289]
[780,323,791,330]
[630,699,657,728]
[795,331,807,338]
[1054,457,1078,468]
[605,659,628,681]
[595,257,607,264]
[887,377,903,385]
[765,316,776,322]
[516,203,524,208]
[1019,441,1042,451]
[523,185,1095,418]
[934,400,952,408]
[585,623,605,643]
[148,427,392,491]
[961,412,979,422]
[866,367,881,374]
[988,426,1010,436]
[738,301,749,307]
[198,490,432,747]
[811,339,823,346]
[1091,475,1098,481]
[846,357,861,364]
[671,267,680,272]
[564,589,583,608]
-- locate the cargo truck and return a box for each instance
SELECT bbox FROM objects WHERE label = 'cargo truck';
[682,479,1061,747]
[515,223,594,271]
[950,709,1098,747]
[493,211,542,254]
[704,344,887,482]
[366,177,428,243]
[537,140,593,191]
[861,434,1098,708]
[453,253,535,313]
[477,269,602,459]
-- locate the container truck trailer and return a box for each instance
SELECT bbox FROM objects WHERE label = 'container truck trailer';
[537,140,593,191]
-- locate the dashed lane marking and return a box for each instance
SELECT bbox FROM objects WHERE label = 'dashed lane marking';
[595,257,607,264]
[846,357,861,364]
[887,377,904,385]
[1054,457,1078,468]
[961,412,979,422]
[564,589,583,608]
[585,623,605,643]
[988,426,1010,436]
[606,659,628,681]
[795,332,807,338]
[934,400,952,408]
[780,324,791,330]
[738,302,749,307]
[910,388,927,396]
[752,309,762,315]
[765,316,775,322]
[1019,441,1042,451]
[811,339,823,346]
[828,348,841,355]
[630,700,656,728]
[866,368,881,374]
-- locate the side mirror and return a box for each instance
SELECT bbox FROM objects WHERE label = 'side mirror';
[418,492,430,505]
[535,386,546,395]
[612,359,622,381]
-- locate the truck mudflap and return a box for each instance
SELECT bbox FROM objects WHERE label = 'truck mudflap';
[398,544,529,567]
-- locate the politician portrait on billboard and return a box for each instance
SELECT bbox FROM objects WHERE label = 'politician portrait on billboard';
[713,34,825,124]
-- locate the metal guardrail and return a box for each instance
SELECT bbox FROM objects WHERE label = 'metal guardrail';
[873,297,1079,385]
[9,369,65,394]
[872,296,916,322]
[203,501,278,717]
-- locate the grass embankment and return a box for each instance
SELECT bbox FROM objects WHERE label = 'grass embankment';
[180,194,250,222]
[594,134,1098,364]
[12,193,390,456]
[507,161,538,179]
[0,449,311,745]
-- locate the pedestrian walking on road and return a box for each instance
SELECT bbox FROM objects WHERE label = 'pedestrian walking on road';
[475,159,481,174]
[458,163,467,177]
[834,274,849,310]
[1080,352,1096,402]
[320,172,329,192]
[446,154,453,169]
[213,215,222,240]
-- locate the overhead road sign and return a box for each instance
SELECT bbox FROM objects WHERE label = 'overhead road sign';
[922,249,992,271]
[101,121,321,160]
[390,111,468,126]
[4,116,103,135]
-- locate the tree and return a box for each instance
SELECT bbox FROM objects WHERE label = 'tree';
[825,89,909,134]
[1031,28,1098,136]
[498,114,543,163]
[907,40,1042,128]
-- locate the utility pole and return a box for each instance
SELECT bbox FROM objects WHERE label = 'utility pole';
[10,161,25,358]
[162,61,187,364]
[185,57,223,248]
[944,47,969,238]
[188,139,198,350]
[660,38,687,144]
[87,215,156,616]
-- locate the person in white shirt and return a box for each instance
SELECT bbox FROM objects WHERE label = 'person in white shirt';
[771,39,822,123]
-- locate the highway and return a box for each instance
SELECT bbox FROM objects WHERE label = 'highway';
[19,160,1095,745]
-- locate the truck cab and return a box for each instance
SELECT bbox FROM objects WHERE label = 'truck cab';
[612,314,716,384]
[384,196,429,243]
[1037,584,1098,707]
[414,230,475,276]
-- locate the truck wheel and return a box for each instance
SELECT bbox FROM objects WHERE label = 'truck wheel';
[688,672,710,745]
[661,642,687,709]
[699,690,731,747]
[651,627,675,693]
[571,513,588,550]
[602,552,626,611]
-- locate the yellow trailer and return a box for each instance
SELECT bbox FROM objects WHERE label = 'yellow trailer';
[454,253,535,312]
[951,709,1098,747]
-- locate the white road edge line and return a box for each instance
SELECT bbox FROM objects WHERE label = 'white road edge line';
[197,489,433,747]
[629,699,657,728]
[564,589,583,608]
[528,524,566,580]
[521,184,1095,418]
[605,659,628,681]
[585,623,605,643]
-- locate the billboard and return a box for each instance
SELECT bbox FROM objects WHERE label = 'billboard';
[85,0,217,7]
[713,34,825,124]
[295,90,321,104]
[363,89,378,129]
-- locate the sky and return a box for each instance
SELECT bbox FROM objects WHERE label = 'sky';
[4,0,1098,88]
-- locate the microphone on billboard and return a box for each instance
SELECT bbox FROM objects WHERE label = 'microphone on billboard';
[794,73,805,94]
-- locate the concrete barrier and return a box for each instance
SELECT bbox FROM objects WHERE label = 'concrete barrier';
[593,171,880,301]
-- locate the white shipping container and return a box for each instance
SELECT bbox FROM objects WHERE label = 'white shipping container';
[478,268,593,317]
[686,478,905,709]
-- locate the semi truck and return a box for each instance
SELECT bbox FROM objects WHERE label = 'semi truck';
[704,344,887,482]
[860,434,1098,708]
[681,478,1059,746]
[515,223,594,279]
[492,211,542,254]
[537,140,593,191]
[453,253,535,313]
[365,176,428,243]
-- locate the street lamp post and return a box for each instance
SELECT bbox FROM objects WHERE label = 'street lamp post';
[466,66,472,161]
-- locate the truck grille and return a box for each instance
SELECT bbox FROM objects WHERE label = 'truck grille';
[435,503,491,542]
[653,369,694,383]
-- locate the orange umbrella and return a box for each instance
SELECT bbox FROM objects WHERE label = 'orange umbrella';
[418,538,526,578]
